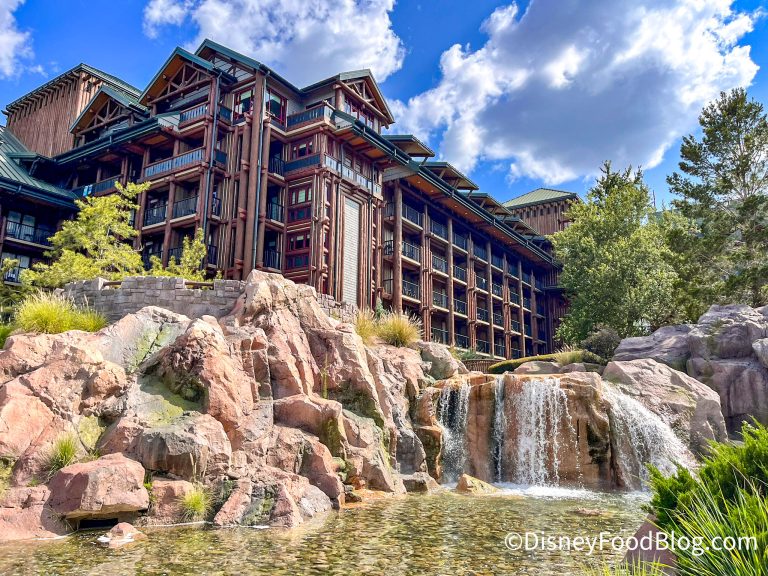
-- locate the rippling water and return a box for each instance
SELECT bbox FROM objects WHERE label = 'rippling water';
[0,490,647,575]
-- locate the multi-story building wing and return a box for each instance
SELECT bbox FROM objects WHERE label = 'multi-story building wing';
[2,40,568,359]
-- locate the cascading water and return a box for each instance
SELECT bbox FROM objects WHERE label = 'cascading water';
[437,383,471,482]
[491,376,507,482]
[511,377,577,486]
[604,385,695,488]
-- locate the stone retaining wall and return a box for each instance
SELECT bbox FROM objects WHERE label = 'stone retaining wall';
[317,293,358,323]
[62,276,245,322]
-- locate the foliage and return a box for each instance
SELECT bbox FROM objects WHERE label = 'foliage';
[0,323,13,349]
[42,433,80,480]
[456,347,483,361]
[375,312,422,347]
[0,458,12,498]
[666,88,768,317]
[22,182,147,288]
[14,291,107,334]
[584,560,668,576]
[552,345,583,366]
[488,353,562,374]
[581,326,622,361]
[551,163,678,343]
[179,484,212,521]
[149,227,208,282]
[648,422,768,531]
[354,309,378,346]
[0,257,26,319]
[374,297,386,321]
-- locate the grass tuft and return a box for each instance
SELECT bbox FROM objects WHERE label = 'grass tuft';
[0,458,13,497]
[42,433,80,480]
[553,345,584,366]
[179,484,212,521]
[353,309,378,346]
[0,323,13,349]
[375,312,422,347]
[14,291,107,334]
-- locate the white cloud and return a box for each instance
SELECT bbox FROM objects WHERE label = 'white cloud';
[142,0,405,86]
[0,0,32,78]
[392,0,759,185]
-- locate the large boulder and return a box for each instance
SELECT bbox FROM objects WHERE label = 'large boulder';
[689,305,768,360]
[513,361,560,375]
[0,486,68,541]
[47,453,149,521]
[413,341,466,380]
[144,478,195,524]
[603,359,727,455]
[613,325,693,371]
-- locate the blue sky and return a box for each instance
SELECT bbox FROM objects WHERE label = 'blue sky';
[1,0,766,205]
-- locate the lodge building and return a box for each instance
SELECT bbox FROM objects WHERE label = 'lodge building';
[1,40,576,359]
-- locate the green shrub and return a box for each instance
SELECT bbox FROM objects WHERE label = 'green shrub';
[14,291,107,334]
[488,353,561,374]
[648,422,768,531]
[584,560,668,576]
[0,458,12,497]
[581,326,621,361]
[375,312,422,347]
[353,309,378,346]
[179,484,212,521]
[42,433,80,480]
[0,323,13,348]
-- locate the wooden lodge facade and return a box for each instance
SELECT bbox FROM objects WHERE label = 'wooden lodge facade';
[1,40,571,358]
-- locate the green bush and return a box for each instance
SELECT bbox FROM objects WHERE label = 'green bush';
[179,484,212,521]
[581,326,621,361]
[648,422,768,531]
[42,433,80,480]
[0,323,13,348]
[375,312,422,347]
[14,291,107,334]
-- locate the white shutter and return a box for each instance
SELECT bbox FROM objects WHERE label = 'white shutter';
[342,197,361,305]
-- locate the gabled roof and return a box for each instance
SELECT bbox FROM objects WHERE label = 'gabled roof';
[5,63,139,114]
[70,85,148,133]
[503,187,578,209]
[303,69,394,124]
[423,161,478,190]
[0,126,76,205]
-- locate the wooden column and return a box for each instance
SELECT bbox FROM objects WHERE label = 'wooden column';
[161,181,177,267]
[517,261,526,357]
[468,236,476,352]
[243,78,265,275]
[422,204,430,336]
[486,239,494,358]
[255,122,272,268]
[447,217,455,347]
[393,183,403,313]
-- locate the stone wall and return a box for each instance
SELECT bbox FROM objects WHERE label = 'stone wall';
[62,276,245,322]
[317,293,358,323]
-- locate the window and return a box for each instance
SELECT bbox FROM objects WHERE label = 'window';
[234,89,253,122]
[291,139,314,159]
[288,232,310,252]
[289,186,312,206]
[267,89,287,123]
[288,206,311,223]
[286,253,310,269]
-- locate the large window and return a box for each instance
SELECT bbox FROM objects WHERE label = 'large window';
[290,138,314,160]
[289,185,312,206]
[287,232,310,252]
[288,206,311,223]
[286,253,310,269]
[267,89,287,124]
[234,89,253,122]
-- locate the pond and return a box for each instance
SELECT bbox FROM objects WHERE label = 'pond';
[0,487,647,575]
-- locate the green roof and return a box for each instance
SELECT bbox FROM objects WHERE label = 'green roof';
[0,126,77,205]
[503,188,578,209]
[70,85,148,133]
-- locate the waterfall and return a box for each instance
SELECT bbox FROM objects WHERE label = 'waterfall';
[512,377,577,486]
[604,385,695,488]
[491,376,507,482]
[437,383,471,482]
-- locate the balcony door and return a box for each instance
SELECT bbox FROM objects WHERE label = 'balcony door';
[342,197,361,306]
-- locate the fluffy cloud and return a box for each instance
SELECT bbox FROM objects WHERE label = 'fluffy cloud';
[0,0,32,78]
[391,0,759,184]
[142,0,404,86]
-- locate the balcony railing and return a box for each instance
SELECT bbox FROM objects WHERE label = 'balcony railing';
[206,244,218,266]
[143,204,167,226]
[474,244,487,261]
[72,174,122,197]
[178,103,232,124]
[433,291,448,308]
[453,265,467,282]
[269,156,285,176]
[3,266,24,283]
[455,334,469,349]
[142,250,162,269]
[211,195,222,218]
[284,153,321,174]
[522,271,532,285]
[214,149,228,167]
[454,298,467,315]
[173,196,198,219]
[403,279,420,300]
[383,240,421,262]
[491,254,504,270]
[511,320,521,333]
[432,254,448,274]
[264,249,281,269]
[267,202,284,222]
[5,221,53,246]
[477,307,489,322]
[144,148,204,179]
[492,283,503,297]
[536,278,545,291]
[168,246,183,263]
[493,312,504,327]
[453,232,468,251]
[383,278,393,295]
[524,297,532,310]
[286,103,333,128]
[525,324,533,337]
[510,292,520,306]
[511,348,522,360]
[494,343,506,357]
[476,276,488,291]
[477,339,490,355]
[430,220,448,240]
[324,155,381,195]
[402,204,423,227]
[431,327,448,344]
[537,303,546,316]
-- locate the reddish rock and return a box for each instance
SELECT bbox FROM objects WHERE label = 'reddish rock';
[0,381,54,458]
[0,486,69,541]
[146,478,195,523]
[213,478,253,526]
[48,453,149,520]
[98,522,147,548]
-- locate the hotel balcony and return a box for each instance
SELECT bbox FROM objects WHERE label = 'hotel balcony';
[432,291,448,309]
[525,324,533,337]
[510,292,520,306]
[523,297,532,310]
[537,303,547,316]
[477,307,489,323]
[382,240,421,265]
[178,103,233,126]
[453,298,467,316]
[172,196,198,219]
[511,319,521,333]
[142,249,162,269]
[143,204,167,227]
[511,348,522,359]
[322,154,382,195]
[143,148,209,180]
[476,276,488,292]
[267,202,284,223]
[476,339,490,355]
[491,254,504,270]
[492,282,503,298]
[264,248,281,270]
[402,279,421,301]
[211,196,222,218]
[522,271,532,285]
[474,244,487,262]
[285,103,333,130]
[455,334,469,349]
[431,327,449,345]
[453,232,468,251]
[494,342,506,358]
[493,312,504,327]
[168,246,183,263]
[4,221,53,247]
[535,277,545,291]
[3,265,25,283]
[206,244,219,266]
[268,156,285,177]
[430,220,448,242]
[384,202,423,229]
[453,264,467,283]
[72,174,122,197]
[432,254,448,275]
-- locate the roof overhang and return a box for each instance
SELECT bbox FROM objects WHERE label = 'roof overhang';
[423,162,478,190]
[383,134,434,158]
[70,86,148,134]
